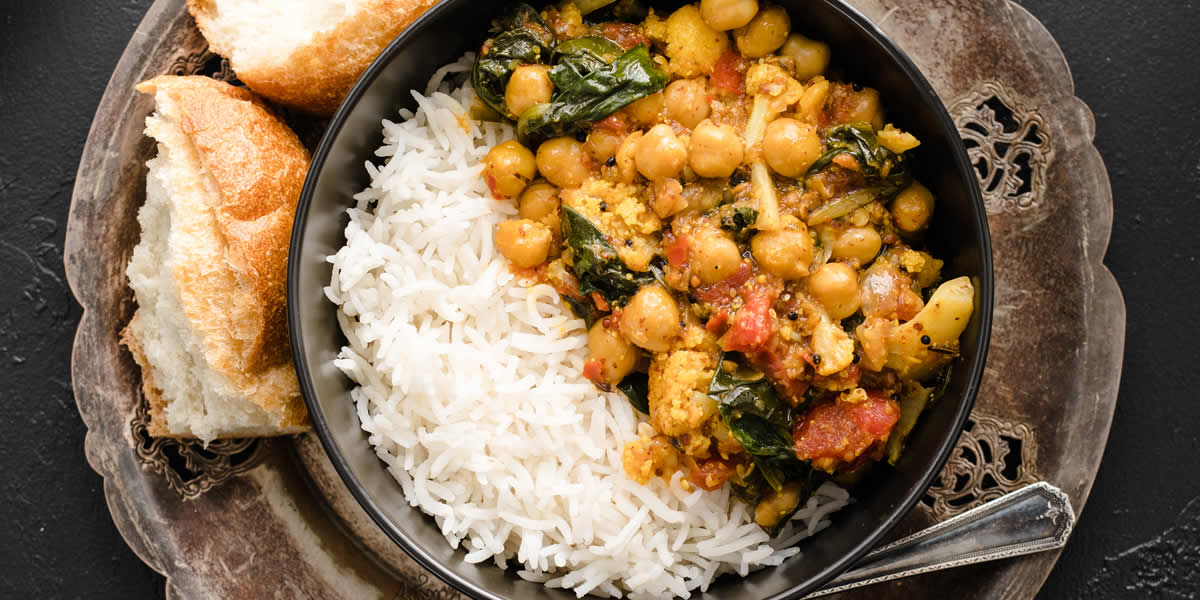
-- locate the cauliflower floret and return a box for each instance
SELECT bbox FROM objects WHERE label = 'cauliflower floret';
[746,62,804,114]
[542,2,586,39]
[794,77,831,124]
[855,317,895,372]
[644,5,729,77]
[649,350,717,437]
[622,434,682,484]
[897,249,944,289]
[562,179,662,271]
[811,314,855,376]
[674,318,721,354]
[897,249,927,275]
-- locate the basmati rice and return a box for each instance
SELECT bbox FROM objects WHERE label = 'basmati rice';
[327,55,850,599]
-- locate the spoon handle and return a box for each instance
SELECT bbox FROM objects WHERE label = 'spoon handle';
[807,482,1075,597]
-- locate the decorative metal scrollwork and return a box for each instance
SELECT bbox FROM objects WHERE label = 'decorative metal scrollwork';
[129,399,265,500]
[921,412,1040,519]
[390,573,464,600]
[167,48,236,82]
[951,81,1053,215]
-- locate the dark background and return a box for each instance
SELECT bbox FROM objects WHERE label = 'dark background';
[1,1,1196,598]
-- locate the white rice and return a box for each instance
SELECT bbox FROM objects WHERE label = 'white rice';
[327,55,851,598]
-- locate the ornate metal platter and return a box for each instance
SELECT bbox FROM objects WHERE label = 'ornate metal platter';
[66,1,1123,598]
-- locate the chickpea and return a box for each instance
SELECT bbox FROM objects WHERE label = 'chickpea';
[651,177,687,218]
[615,130,643,184]
[586,127,624,162]
[691,229,743,284]
[762,118,822,178]
[626,91,665,126]
[619,285,681,353]
[495,219,552,268]
[751,225,814,280]
[636,124,688,181]
[483,140,536,199]
[535,137,591,188]
[891,182,935,233]
[831,226,882,264]
[843,87,884,130]
[664,79,711,129]
[780,34,831,80]
[755,481,805,529]
[735,4,790,58]
[688,120,743,179]
[504,65,553,118]
[681,180,727,213]
[587,322,639,384]
[807,262,861,320]
[700,0,758,31]
[517,181,559,220]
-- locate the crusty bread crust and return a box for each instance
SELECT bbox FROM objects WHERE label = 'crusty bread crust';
[125,310,311,438]
[120,312,171,438]
[187,0,441,115]
[126,76,311,438]
[136,76,305,377]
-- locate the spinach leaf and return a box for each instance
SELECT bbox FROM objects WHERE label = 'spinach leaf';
[709,354,811,494]
[565,295,603,328]
[717,206,759,236]
[928,364,954,404]
[518,45,667,144]
[561,206,654,306]
[553,37,624,82]
[472,4,555,118]
[729,451,820,537]
[886,383,932,465]
[617,372,650,414]
[807,123,911,194]
[730,462,769,504]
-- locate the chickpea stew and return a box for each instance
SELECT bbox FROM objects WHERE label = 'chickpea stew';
[475,0,975,535]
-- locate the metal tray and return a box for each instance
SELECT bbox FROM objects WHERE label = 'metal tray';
[65,1,1123,598]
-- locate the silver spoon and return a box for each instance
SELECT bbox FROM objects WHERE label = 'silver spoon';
[807,482,1074,597]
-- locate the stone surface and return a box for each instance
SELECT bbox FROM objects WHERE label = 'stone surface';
[0,1,1196,599]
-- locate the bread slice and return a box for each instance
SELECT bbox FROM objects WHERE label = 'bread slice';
[123,75,311,442]
[186,0,441,115]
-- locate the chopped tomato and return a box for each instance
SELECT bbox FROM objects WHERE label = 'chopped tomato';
[712,50,745,95]
[855,390,903,437]
[812,363,863,391]
[593,112,628,134]
[793,391,900,473]
[695,263,754,303]
[591,291,611,313]
[705,309,730,333]
[748,339,812,405]
[665,235,691,267]
[722,291,778,353]
[600,22,650,50]
[689,457,738,491]
[832,153,860,171]
[582,359,605,384]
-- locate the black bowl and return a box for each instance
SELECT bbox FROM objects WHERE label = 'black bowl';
[288,2,993,598]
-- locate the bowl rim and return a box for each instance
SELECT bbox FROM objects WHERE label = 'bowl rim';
[287,1,994,598]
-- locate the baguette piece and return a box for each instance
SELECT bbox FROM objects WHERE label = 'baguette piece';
[123,75,311,442]
[187,0,441,115]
